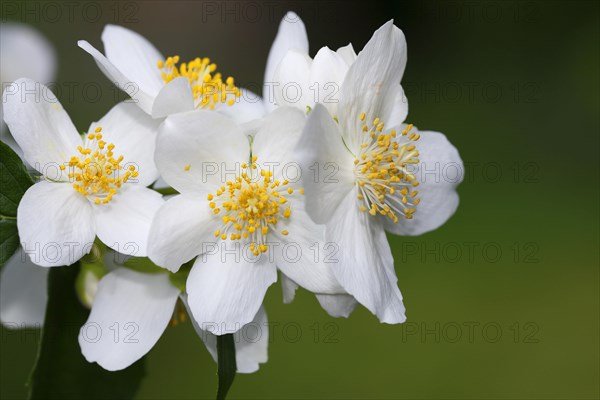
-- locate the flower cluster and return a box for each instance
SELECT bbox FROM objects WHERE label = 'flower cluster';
[1,12,463,376]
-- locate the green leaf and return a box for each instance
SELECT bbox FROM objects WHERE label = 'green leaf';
[28,265,146,400]
[0,140,34,268]
[216,334,237,400]
[0,218,19,268]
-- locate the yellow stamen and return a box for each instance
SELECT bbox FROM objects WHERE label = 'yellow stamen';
[354,116,420,221]
[158,55,240,110]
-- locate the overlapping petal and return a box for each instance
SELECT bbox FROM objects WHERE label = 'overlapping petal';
[79,268,179,371]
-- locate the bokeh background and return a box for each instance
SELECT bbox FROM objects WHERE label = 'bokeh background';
[1,0,598,398]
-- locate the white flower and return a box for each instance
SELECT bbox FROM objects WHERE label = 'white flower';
[271,18,408,126]
[296,22,464,323]
[1,22,56,151]
[78,25,264,121]
[263,12,309,112]
[79,267,268,372]
[147,107,344,335]
[3,78,164,267]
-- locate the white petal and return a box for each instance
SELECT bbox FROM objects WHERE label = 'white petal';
[79,268,179,371]
[280,274,298,304]
[88,101,161,187]
[385,129,463,236]
[272,199,345,294]
[155,110,248,195]
[251,106,305,168]
[297,103,355,224]
[94,186,163,258]
[385,84,409,128]
[17,182,95,267]
[336,43,357,66]
[327,190,406,323]
[147,194,220,272]
[309,47,351,116]
[217,88,266,124]
[101,25,164,96]
[186,251,277,336]
[264,12,308,111]
[151,77,194,118]
[184,298,268,374]
[273,49,312,111]
[78,40,156,115]
[338,21,407,152]
[316,294,357,318]
[2,78,81,173]
[0,249,48,328]
[0,22,56,85]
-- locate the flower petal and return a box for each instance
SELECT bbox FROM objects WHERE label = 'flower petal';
[17,181,95,267]
[184,298,268,374]
[101,25,164,96]
[280,274,299,304]
[327,190,406,323]
[385,129,463,236]
[273,49,312,111]
[186,250,277,335]
[217,88,266,124]
[0,22,56,85]
[88,101,161,187]
[297,103,355,224]
[147,194,220,272]
[251,106,305,168]
[272,199,345,294]
[336,43,357,66]
[264,12,308,111]
[78,40,156,115]
[78,268,179,371]
[151,77,194,118]
[315,294,357,318]
[385,84,409,128]
[155,110,248,195]
[309,46,351,116]
[0,249,48,328]
[93,186,163,258]
[3,78,81,173]
[338,21,407,152]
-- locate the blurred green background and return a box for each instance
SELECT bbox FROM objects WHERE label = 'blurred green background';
[1,0,598,398]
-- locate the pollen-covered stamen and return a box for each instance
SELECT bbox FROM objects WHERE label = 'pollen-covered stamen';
[66,127,137,205]
[210,156,300,256]
[354,113,421,222]
[157,55,240,110]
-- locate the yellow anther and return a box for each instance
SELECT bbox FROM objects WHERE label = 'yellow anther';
[208,156,304,256]
[158,55,239,110]
[69,128,133,205]
[353,113,421,222]
[184,164,191,171]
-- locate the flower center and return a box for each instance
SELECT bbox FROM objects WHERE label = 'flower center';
[63,127,137,205]
[209,156,299,256]
[354,113,421,222]
[157,55,240,110]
